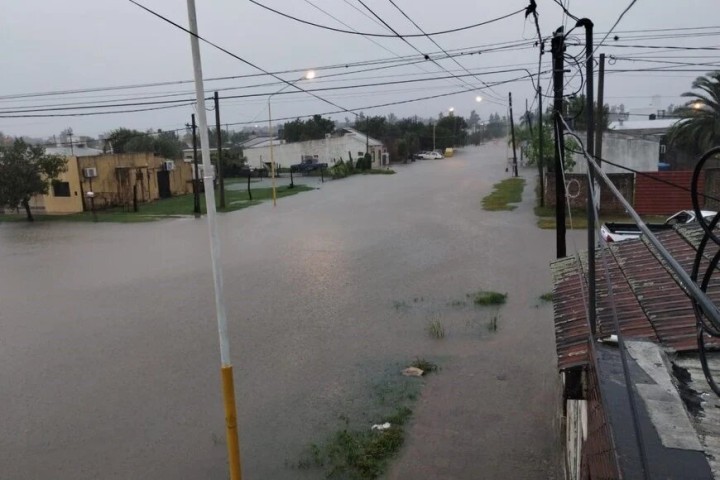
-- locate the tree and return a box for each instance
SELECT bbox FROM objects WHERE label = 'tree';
[0,140,67,221]
[282,115,335,142]
[104,128,184,159]
[559,95,609,131]
[522,121,578,172]
[667,71,720,152]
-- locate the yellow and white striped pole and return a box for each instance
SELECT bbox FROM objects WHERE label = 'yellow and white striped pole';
[186,1,242,478]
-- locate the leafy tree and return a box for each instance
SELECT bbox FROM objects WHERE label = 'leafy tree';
[104,128,184,159]
[0,140,67,221]
[667,71,720,152]
[559,95,609,131]
[282,115,335,142]
[522,121,578,172]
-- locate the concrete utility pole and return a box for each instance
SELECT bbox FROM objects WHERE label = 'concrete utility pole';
[191,113,201,216]
[552,27,566,259]
[186,1,242,479]
[214,92,226,209]
[509,92,518,177]
[578,17,596,334]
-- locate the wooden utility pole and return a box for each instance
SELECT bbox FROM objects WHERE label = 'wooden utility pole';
[552,28,566,258]
[191,113,201,216]
[578,17,596,334]
[538,83,544,207]
[595,53,606,167]
[509,92,518,177]
[214,92,226,209]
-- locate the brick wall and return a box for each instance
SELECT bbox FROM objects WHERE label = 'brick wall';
[634,171,703,215]
[544,173,634,214]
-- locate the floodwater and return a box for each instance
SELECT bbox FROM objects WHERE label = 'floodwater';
[1,143,567,479]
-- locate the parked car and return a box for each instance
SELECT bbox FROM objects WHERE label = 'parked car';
[417,151,444,160]
[600,210,718,242]
[291,158,328,173]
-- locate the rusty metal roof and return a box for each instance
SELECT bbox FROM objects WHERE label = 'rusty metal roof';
[551,225,720,370]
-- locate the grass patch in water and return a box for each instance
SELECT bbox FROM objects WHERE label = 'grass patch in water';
[470,291,507,306]
[482,177,525,211]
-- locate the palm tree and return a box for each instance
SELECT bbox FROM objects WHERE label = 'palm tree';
[668,71,720,151]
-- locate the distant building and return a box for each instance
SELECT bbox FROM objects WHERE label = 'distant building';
[45,141,104,158]
[243,128,387,170]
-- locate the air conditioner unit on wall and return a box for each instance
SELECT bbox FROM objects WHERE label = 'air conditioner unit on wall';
[163,160,175,171]
[83,167,97,178]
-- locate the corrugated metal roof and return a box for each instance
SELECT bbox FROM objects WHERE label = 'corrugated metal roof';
[551,225,720,370]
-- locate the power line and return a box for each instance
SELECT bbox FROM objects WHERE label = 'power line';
[386,0,505,102]
[248,0,525,38]
[594,0,639,55]
[356,0,506,106]
[127,0,357,118]
[0,68,546,115]
[0,70,544,119]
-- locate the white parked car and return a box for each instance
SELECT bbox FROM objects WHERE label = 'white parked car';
[600,210,718,242]
[418,151,444,160]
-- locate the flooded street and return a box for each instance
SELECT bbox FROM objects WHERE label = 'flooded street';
[1,143,565,479]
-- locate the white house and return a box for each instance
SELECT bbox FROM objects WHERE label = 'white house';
[243,127,387,170]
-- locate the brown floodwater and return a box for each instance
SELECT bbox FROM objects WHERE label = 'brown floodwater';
[0,144,569,479]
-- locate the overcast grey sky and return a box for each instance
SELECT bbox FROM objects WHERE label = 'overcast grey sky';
[1,0,718,139]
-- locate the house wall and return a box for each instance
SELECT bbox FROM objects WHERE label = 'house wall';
[635,170,703,215]
[76,153,193,210]
[543,173,634,214]
[28,155,84,214]
[571,132,659,174]
[244,135,385,170]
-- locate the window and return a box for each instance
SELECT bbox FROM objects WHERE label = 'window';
[52,181,71,197]
[660,145,667,154]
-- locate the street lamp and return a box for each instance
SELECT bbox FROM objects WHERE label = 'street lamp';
[448,107,455,114]
[475,96,483,103]
[268,70,316,206]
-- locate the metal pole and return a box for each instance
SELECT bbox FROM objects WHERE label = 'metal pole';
[268,101,276,207]
[191,113,200,216]
[185,2,242,479]
[509,92,518,177]
[552,28,566,258]
[214,91,226,210]
[578,18,596,334]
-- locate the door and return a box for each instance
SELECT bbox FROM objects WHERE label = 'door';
[157,171,171,198]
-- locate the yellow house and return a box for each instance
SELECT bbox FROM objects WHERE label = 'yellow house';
[77,153,193,211]
[27,155,85,214]
[27,152,193,214]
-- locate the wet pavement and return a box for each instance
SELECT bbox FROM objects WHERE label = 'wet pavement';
[1,143,566,479]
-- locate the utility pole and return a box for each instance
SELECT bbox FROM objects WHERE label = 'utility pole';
[578,17,596,334]
[509,92,518,177]
[432,123,436,151]
[366,116,370,163]
[552,27,566,258]
[191,113,201,216]
[595,53,606,167]
[538,83,545,207]
[214,92,226,210]
[186,1,242,479]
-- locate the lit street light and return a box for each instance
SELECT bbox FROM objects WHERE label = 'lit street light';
[268,70,316,206]
[475,96,483,103]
